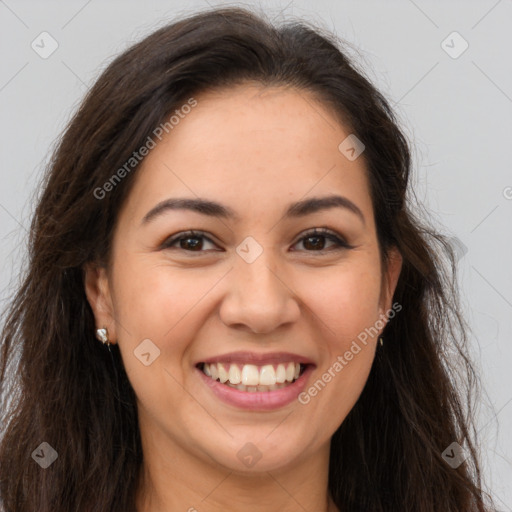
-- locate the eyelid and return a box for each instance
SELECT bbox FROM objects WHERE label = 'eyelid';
[160,230,219,252]
[291,227,353,250]
[160,227,355,254]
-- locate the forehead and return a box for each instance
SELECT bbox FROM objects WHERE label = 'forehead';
[120,83,373,225]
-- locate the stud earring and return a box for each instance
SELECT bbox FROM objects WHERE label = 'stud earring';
[379,336,384,347]
[95,327,110,346]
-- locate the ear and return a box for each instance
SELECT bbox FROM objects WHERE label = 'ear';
[378,246,403,325]
[83,262,118,344]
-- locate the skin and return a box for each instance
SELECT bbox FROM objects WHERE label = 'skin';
[84,83,402,512]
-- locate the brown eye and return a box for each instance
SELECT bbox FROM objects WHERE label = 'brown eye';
[161,228,353,255]
[292,228,353,252]
[162,231,217,252]
[176,235,204,251]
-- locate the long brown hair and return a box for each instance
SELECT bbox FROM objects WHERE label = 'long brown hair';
[0,6,496,511]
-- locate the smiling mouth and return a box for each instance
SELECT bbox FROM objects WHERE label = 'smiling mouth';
[197,362,308,392]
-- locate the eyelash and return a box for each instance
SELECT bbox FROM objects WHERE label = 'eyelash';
[161,228,354,254]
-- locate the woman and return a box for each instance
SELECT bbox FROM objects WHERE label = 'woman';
[0,6,496,511]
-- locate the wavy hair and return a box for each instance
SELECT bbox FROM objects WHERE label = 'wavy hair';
[0,6,495,511]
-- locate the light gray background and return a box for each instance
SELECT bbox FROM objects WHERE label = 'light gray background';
[0,0,511,508]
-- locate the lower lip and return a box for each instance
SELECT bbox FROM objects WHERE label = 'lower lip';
[197,365,314,411]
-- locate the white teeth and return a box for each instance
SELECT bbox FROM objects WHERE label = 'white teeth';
[228,364,241,384]
[202,362,303,389]
[259,365,276,386]
[226,382,290,391]
[285,363,295,382]
[276,364,286,383]
[218,363,229,383]
[241,364,260,386]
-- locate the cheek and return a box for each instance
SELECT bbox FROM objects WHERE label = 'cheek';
[111,258,227,374]
[296,262,383,345]
[112,257,203,335]
[294,258,381,415]
[111,260,197,410]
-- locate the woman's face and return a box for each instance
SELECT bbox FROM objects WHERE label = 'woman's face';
[85,84,401,474]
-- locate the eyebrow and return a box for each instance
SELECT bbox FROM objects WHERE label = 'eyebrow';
[141,194,365,226]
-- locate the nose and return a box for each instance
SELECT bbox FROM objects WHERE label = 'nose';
[218,249,300,334]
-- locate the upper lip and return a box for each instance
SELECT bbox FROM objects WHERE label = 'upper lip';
[197,351,315,366]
